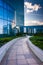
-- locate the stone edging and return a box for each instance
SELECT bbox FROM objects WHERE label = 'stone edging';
[0,38,20,62]
[27,36,43,62]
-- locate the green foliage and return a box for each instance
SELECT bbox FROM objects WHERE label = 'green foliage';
[0,33,25,47]
[16,33,26,37]
[30,35,43,50]
[0,36,16,47]
[34,33,43,36]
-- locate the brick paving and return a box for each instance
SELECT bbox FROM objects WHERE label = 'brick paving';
[0,37,43,65]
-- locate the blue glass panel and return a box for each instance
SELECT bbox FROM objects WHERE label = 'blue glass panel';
[3,2,6,9]
[0,0,3,7]
[3,20,8,29]
[0,7,3,19]
[3,2,9,10]
[3,9,8,20]
[8,5,14,13]
[8,12,14,21]
[3,20,8,34]
[0,19,3,34]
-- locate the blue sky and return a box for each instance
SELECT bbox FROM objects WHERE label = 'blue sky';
[24,0,43,26]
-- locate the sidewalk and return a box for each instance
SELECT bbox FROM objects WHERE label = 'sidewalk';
[0,37,43,65]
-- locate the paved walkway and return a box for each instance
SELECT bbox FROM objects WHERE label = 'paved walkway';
[0,37,43,65]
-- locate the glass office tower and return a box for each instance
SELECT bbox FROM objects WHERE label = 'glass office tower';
[0,0,15,34]
[0,0,24,34]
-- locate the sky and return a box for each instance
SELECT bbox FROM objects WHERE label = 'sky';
[24,0,43,26]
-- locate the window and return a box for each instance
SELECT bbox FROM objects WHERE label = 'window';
[0,7,3,19]
[8,5,14,13]
[0,0,3,7]
[0,19,3,34]
[3,9,8,20]
[3,2,7,9]
[8,12,14,21]
[3,20,8,26]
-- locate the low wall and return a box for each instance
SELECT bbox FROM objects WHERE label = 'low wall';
[27,36,43,62]
[0,38,19,62]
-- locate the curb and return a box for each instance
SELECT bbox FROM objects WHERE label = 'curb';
[27,36,43,62]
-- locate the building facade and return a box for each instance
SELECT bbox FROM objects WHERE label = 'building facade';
[19,26,43,34]
[0,0,15,34]
[0,0,24,35]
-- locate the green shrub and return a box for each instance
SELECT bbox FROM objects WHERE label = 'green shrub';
[30,36,43,50]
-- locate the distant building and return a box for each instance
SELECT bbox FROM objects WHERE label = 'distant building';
[3,24,12,35]
[8,23,12,35]
[19,25,43,34]
[12,27,19,35]
[24,27,26,33]
[3,25,8,34]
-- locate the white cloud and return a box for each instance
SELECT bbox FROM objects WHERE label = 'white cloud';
[24,2,41,13]
[27,9,33,13]
[24,20,43,26]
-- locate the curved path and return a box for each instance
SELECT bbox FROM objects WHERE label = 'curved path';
[0,37,43,65]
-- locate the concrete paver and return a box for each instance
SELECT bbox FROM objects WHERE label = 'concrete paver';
[0,37,43,65]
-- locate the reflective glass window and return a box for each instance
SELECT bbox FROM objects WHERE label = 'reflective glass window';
[3,20,8,28]
[3,9,8,20]
[0,19,3,34]
[0,0,3,7]
[8,6,13,12]
[0,7,3,19]
[3,2,6,9]
[8,12,14,21]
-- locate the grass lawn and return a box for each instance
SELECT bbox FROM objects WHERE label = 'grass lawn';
[29,35,43,50]
[0,33,25,47]
[0,36,16,47]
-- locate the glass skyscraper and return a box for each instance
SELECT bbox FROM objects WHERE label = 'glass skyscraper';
[0,0,24,34]
[0,0,15,34]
